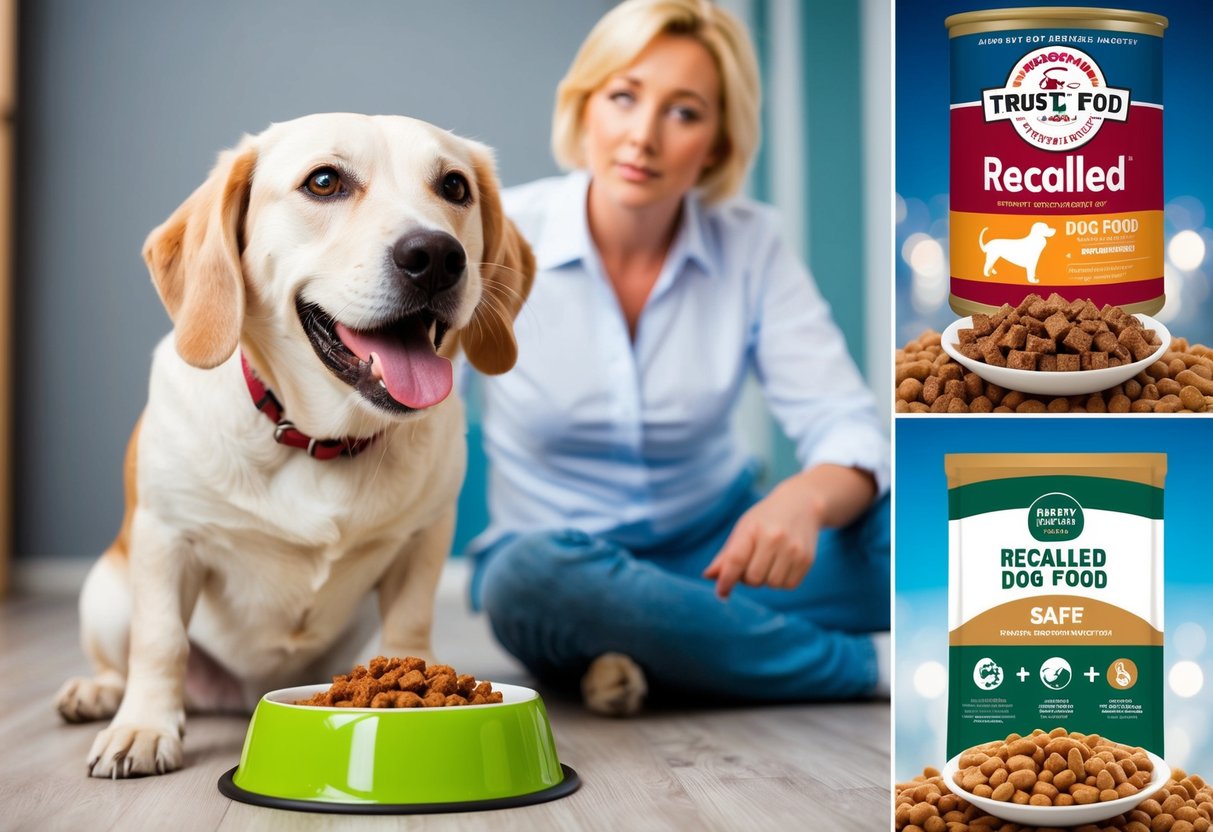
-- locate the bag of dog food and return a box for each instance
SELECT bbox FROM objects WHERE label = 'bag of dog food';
[945,453,1165,759]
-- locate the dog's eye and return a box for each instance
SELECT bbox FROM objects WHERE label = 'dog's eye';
[304,167,343,198]
[441,172,470,204]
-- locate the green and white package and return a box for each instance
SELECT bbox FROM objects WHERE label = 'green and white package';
[945,453,1165,759]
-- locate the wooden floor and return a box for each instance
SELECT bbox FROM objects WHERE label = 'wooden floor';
[0,564,890,831]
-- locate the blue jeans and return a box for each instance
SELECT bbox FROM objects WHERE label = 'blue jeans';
[472,490,890,702]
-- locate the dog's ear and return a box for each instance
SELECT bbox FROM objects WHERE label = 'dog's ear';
[449,145,535,375]
[143,140,256,369]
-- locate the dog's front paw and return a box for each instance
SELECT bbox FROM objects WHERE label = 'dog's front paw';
[55,674,125,723]
[87,719,184,778]
[581,652,647,717]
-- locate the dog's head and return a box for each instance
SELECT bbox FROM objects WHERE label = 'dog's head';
[143,114,534,432]
[1031,222,1057,239]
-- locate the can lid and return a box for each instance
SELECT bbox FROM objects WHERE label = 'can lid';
[946,7,1168,37]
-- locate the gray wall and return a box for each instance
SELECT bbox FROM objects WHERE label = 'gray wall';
[14,0,610,559]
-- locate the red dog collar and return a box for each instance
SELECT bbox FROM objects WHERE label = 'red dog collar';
[241,354,377,460]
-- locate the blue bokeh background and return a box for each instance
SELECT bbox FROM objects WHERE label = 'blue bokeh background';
[895,417,1213,779]
[896,0,1213,349]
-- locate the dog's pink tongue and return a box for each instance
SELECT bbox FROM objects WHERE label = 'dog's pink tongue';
[335,320,452,409]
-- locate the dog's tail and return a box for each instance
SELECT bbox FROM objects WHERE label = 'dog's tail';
[979,227,989,252]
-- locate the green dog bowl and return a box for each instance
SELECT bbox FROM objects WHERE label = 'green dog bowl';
[218,682,580,814]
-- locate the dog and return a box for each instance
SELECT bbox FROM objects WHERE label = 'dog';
[52,113,534,778]
[979,222,1056,284]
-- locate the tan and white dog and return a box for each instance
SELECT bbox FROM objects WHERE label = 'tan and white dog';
[979,222,1057,284]
[53,113,534,778]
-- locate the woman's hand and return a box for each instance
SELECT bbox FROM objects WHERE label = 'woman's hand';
[703,464,877,599]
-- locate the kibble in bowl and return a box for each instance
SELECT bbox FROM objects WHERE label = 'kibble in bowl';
[940,728,1171,826]
[941,312,1170,397]
[293,655,504,708]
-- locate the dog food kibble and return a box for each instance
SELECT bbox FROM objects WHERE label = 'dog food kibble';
[295,656,503,708]
[896,322,1213,416]
[953,294,1162,373]
[897,734,1213,831]
[953,730,1153,808]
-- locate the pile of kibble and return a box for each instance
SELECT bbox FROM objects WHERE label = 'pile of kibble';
[949,731,1153,808]
[896,332,1213,413]
[892,751,1213,832]
[896,767,1212,831]
[295,655,503,708]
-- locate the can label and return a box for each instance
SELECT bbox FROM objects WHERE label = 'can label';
[945,453,1165,759]
[950,26,1163,313]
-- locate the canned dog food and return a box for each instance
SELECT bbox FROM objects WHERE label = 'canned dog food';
[945,453,1165,759]
[947,8,1168,316]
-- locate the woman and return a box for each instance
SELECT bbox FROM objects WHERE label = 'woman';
[468,0,889,715]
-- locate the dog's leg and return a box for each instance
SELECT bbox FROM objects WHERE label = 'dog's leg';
[1027,262,1040,283]
[55,551,130,722]
[87,510,202,778]
[983,254,998,277]
[375,509,456,665]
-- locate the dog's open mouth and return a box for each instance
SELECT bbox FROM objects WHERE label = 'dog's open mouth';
[297,298,452,413]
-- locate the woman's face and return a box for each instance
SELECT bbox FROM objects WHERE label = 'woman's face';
[582,34,723,213]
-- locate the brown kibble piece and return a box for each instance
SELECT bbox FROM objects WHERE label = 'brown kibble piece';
[1044,312,1072,339]
[427,673,458,695]
[897,360,933,384]
[939,363,964,383]
[983,343,1007,367]
[922,376,944,405]
[1178,369,1213,396]
[1000,324,1028,350]
[1095,330,1120,352]
[964,372,985,400]
[1081,351,1110,370]
[1026,334,1057,354]
[1007,350,1037,370]
[1158,378,1183,396]
[1179,385,1208,412]
[1063,327,1094,353]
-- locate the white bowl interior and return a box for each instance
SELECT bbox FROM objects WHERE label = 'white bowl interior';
[940,313,1171,398]
[263,681,537,710]
[941,748,1170,826]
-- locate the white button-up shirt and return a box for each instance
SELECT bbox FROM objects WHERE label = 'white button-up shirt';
[468,171,888,553]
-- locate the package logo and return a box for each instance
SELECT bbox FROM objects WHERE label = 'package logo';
[973,657,1005,691]
[981,47,1131,151]
[1028,492,1085,541]
[1040,657,1073,690]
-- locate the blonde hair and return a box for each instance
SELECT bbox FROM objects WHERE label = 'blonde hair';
[552,0,761,204]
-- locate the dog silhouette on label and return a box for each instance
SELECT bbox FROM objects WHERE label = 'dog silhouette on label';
[980,222,1056,284]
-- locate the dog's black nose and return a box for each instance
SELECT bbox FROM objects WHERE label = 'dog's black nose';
[392,229,466,296]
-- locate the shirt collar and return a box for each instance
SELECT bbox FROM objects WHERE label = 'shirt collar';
[534,170,592,271]
[535,170,719,278]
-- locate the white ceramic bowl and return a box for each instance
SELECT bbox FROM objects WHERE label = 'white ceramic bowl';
[940,313,1170,398]
[941,749,1170,826]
